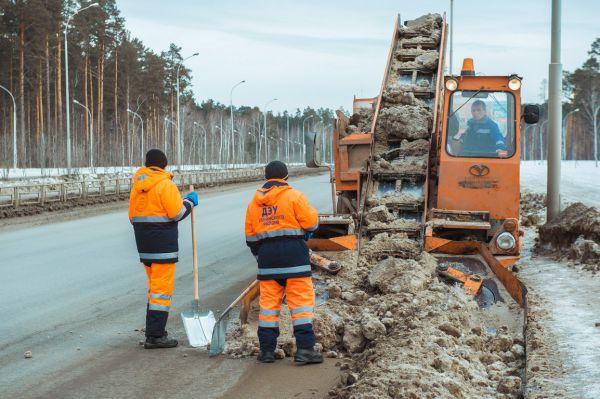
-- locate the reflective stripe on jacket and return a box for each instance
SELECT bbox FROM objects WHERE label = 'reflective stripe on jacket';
[128,166,193,263]
[245,179,319,280]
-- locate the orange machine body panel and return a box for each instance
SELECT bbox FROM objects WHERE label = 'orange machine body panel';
[333,96,375,195]
[334,133,372,192]
[432,75,522,257]
[437,76,521,220]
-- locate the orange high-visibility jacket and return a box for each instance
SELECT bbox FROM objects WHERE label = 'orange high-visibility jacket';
[245,179,319,280]
[128,166,193,264]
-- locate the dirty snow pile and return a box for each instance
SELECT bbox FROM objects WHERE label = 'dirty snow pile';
[224,249,525,398]
[375,103,432,154]
[372,139,430,176]
[345,108,375,136]
[538,202,600,273]
[520,192,546,227]
[318,248,525,399]
[225,298,305,360]
[363,205,421,232]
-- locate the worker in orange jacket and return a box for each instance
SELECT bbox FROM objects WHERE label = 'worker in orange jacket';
[129,149,198,349]
[245,160,323,364]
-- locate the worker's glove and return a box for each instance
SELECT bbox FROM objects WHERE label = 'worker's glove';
[185,192,198,206]
[304,231,314,241]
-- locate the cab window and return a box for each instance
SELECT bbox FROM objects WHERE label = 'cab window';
[446,91,515,158]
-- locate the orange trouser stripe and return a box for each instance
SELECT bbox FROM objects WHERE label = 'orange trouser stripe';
[259,280,284,327]
[258,277,315,328]
[144,263,176,311]
[286,276,315,326]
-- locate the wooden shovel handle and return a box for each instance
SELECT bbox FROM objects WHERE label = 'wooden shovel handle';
[189,185,199,302]
[218,280,259,323]
[239,280,260,324]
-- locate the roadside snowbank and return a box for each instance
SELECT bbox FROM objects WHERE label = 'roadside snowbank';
[520,161,600,208]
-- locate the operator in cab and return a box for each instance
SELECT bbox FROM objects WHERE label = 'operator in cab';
[454,100,507,157]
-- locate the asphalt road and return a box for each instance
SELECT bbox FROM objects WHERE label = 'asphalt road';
[0,173,336,399]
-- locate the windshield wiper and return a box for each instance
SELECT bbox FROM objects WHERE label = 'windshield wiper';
[449,89,483,119]
[488,93,507,116]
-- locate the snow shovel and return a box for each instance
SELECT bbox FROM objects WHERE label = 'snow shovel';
[209,279,259,357]
[181,185,216,348]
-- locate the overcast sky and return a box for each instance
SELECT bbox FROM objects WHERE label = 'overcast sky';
[117,0,600,113]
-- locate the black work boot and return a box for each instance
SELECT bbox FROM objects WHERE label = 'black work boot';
[294,348,323,364]
[144,334,178,349]
[257,351,275,363]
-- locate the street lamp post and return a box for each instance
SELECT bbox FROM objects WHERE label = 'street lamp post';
[176,52,199,170]
[262,98,278,162]
[562,108,579,161]
[74,99,93,168]
[65,2,99,174]
[547,0,563,221]
[128,109,144,164]
[229,80,246,168]
[301,115,313,163]
[0,84,17,170]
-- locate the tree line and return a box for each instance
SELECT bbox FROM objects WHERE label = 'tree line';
[0,0,334,172]
[522,37,600,163]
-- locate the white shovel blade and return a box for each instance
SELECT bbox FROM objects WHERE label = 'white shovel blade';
[181,310,216,348]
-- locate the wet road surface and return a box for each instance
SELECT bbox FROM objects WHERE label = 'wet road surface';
[0,173,335,398]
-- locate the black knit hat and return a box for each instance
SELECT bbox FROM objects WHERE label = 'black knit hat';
[265,160,288,180]
[145,149,168,169]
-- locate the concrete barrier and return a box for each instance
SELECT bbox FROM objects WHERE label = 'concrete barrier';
[0,167,309,209]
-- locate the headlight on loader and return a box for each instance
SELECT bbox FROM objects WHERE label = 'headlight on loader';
[508,75,522,90]
[445,78,459,91]
[496,232,516,250]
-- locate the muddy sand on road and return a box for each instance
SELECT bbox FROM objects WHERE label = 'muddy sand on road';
[227,248,527,398]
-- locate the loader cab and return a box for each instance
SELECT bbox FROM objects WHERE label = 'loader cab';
[427,58,539,265]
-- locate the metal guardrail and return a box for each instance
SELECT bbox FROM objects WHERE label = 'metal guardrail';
[0,168,271,209]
